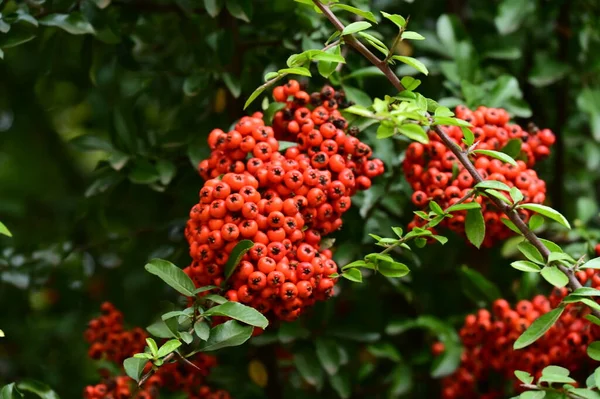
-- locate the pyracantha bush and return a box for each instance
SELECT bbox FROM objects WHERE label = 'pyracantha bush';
[403,105,555,247]
[84,303,227,399]
[439,269,600,399]
[183,81,384,322]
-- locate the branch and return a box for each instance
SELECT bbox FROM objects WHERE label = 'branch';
[311,0,599,317]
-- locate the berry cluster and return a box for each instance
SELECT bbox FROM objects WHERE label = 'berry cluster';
[439,269,600,399]
[403,106,555,247]
[185,81,384,322]
[84,303,227,399]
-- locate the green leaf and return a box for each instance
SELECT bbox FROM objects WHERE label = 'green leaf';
[509,187,524,204]
[392,56,429,75]
[514,306,565,349]
[540,266,568,288]
[39,13,95,35]
[475,180,512,192]
[472,149,518,166]
[511,261,541,273]
[203,294,227,304]
[401,76,421,91]
[199,320,253,351]
[278,67,312,77]
[342,21,372,36]
[568,388,600,399]
[341,85,372,107]
[156,160,176,186]
[572,287,600,297]
[465,208,485,248]
[587,314,600,327]
[0,29,36,49]
[244,86,267,110]
[342,268,363,282]
[224,240,254,282]
[517,204,571,229]
[147,319,176,339]
[495,0,535,35]
[0,221,12,237]
[225,0,252,22]
[517,241,544,264]
[203,301,268,328]
[398,124,429,144]
[263,102,287,125]
[329,371,351,399]
[342,260,368,270]
[459,266,501,304]
[180,331,193,344]
[144,258,196,297]
[316,338,341,375]
[223,72,241,98]
[128,161,159,184]
[157,339,181,358]
[14,380,59,399]
[357,32,389,56]
[294,349,324,387]
[134,353,153,359]
[312,51,345,64]
[204,0,224,17]
[446,202,480,212]
[589,342,600,361]
[529,214,544,230]
[194,320,210,341]
[123,357,148,382]
[0,383,23,399]
[501,138,522,158]
[581,257,600,270]
[402,31,425,40]
[539,370,576,384]
[520,392,546,399]
[367,341,401,362]
[515,370,534,384]
[429,201,444,216]
[146,338,158,356]
[461,127,475,146]
[381,12,406,29]
[331,4,377,23]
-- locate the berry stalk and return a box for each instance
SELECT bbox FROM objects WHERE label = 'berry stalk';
[310,0,595,315]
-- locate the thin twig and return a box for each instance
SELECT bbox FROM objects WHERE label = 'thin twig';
[311,0,599,317]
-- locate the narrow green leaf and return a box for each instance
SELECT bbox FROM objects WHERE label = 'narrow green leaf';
[514,306,565,349]
[472,149,518,166]
[540,266,568,288]
[225,0,252,22]
[146,338,158,356]
[316,338,341,375]
[461,127,474,146]
[244,86,267,110]
[203,301,268,328]
[0,222,12,237]
[342,260,368,270]
[465,208,485,248]
[401,31,425,40]
[475,180,512,192]
[510,187,524,203]
[511,261,541,272]
[39,13,95,35]
[392,56,429,75]
[501,218,523,235]
[517,204,571,229]
[520,391,546,399]
[589,342,600,361]
[145,259,196,297]
[341,21,372,35]
[278,67,311,77]
[123,357,148,382]
[224,240,254,281]
[0,383,23,399]
[528,214,544,230]
[587,314,600,327]
[329,372,351,399]
[446,202,480,212]
[198,320,253,351]
[331,4,377,23]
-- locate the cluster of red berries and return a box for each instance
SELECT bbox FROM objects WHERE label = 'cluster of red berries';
[439,268,600,399]
[403,106,555,247]
[185,81,384,322]
[84,303,227,399]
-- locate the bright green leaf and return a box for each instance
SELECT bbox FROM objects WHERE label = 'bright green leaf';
[514,306,565,349]
[145,259,196,297]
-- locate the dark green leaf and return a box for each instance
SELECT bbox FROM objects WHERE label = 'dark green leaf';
[316,338,341,375]
[145,258,196,297]
[204,301,268,328]
[147,320,176,339]
[14,380,59,399]
[514,306,565,349]
[199,320,253,351]
[367,341,401,362]
[123,357,148,382]
[459,265,501,304]
[501,139,522,158]
[331,4,376,23]
[156,160,176,186]
[0,383,23,399]
[329,371,351,399]
[39,13,95,35]
[194,320,210,341]
[294,349,324,387]
[517,241,544,264]
[465,208,485,248]
[223,240,254,282]
[204,0,224,17]
[244,86,267,110]
[225,0,252,22]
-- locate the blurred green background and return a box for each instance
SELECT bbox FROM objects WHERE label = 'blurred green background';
[1,0,600,397]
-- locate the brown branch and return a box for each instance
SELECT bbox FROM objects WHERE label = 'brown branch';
[311,0,598,317]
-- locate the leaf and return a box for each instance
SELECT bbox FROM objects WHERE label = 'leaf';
[529,214,544,230]
[517,204,571,229]
[572,287,600,297]
[147,320,176,338]
[128,161,159,184]
[123,357,148,382]
[540,266,568,288]
[446,202,480,212]
[587,314,600,328]
[329,372,351,399]
[495,0,535,35]
[341,85,371,107]
[581,257,600,270]
[342,268,363,282]
[472,149,518,166]
[145,259,196,297]
[146,338,158,356]
[381,12,406,29]
[316,338,341,375]
[501,138,522,158]
[244,86,266,110]
[331,4,377,23]
[514,306,565,349]
[515,370,534,384]
[589,342,600,361]
[223,72,241,98]
[375,257,410,278]
[475,180,512,192]
[294,350,324,387]
[203,302,268,328]
[367,342,401,362]
[461,127,475,146]
[312,50,346,64]
[402,31,425,40]
[0,383,23,399]
[69,134,114,152]
[204,0,223,15]
[398,124,429,144]
[465,208,485,248]
[194,320,210,340]
[0,222,12,237]
[224,240,254,281]
[180,331,193,344]
[341,21,372,36]
[225,0,252,22]
[203,294,227,304]
[278,67,312,77]
[0,30,36,49]
[14,380,59,399]
[401,76,421,91]
[511,261,541,273]
[157,339,181,357]
[39,13,95,35]
[568,388,600,399]
[459,266,501,304]
[392,56,429,75]
[517,241,544,264]
[156,160,176,185]
[199,320,253,351]
[520,392,546,399]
